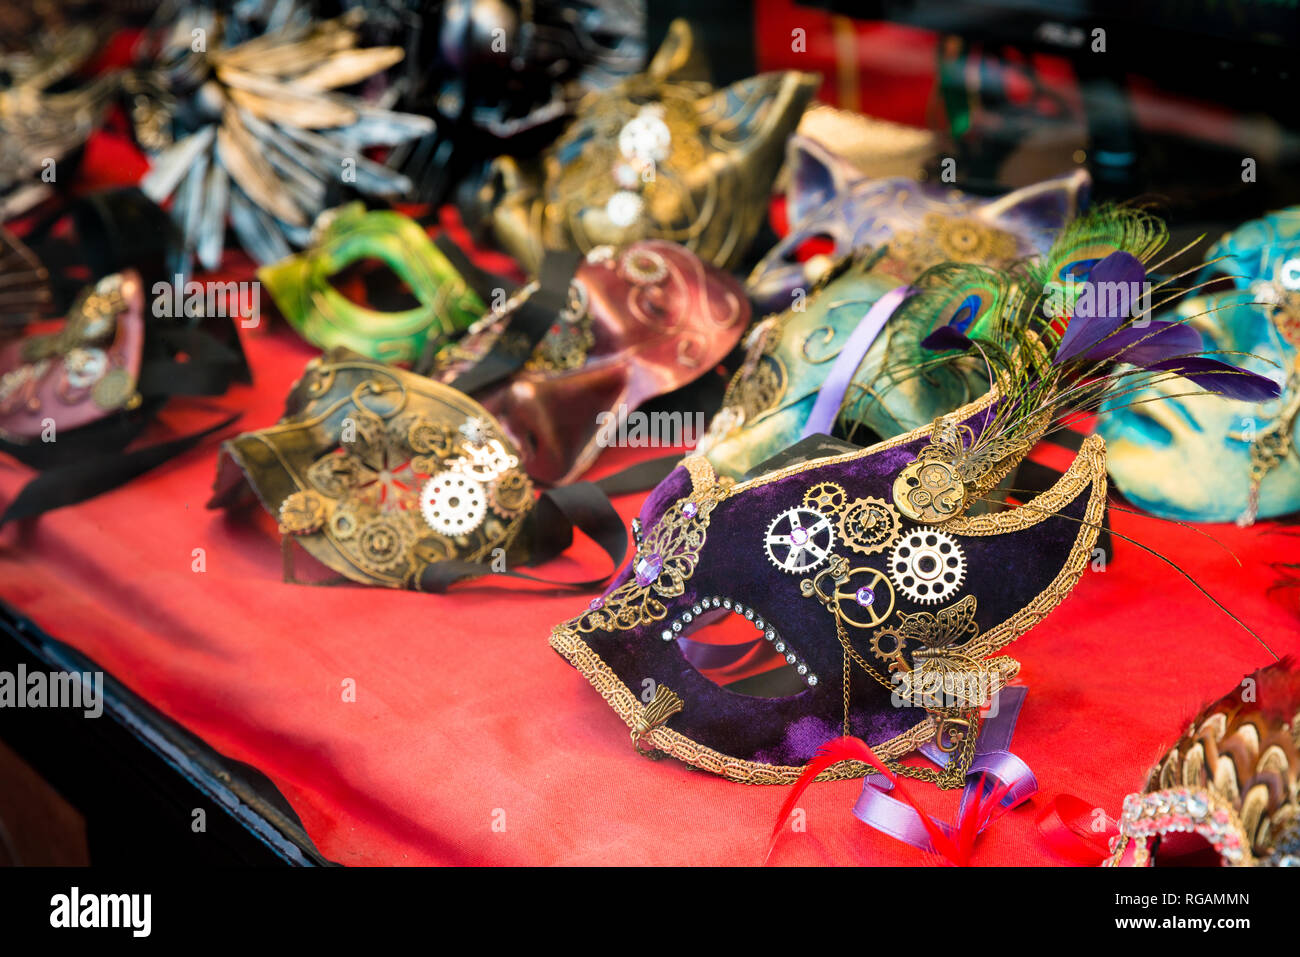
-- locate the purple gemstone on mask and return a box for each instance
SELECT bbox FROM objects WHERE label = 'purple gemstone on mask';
[589,597,605,610]
[635,553,663,587]
[855,586,875,607]
[682,502,698,519]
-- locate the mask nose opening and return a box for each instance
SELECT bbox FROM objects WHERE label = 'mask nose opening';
[782,232,835,265]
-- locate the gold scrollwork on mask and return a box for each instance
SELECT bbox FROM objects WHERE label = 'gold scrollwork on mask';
[799,325,841,364]
[576,481,727,634]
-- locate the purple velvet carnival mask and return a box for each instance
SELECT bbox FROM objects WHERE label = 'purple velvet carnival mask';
[550,392,1108,785]
[549,200,1281,785]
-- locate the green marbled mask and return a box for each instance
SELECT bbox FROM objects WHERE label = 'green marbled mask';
[259,203,485,364]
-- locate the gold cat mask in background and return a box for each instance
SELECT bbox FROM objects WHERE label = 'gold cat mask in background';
[480,19,818,273]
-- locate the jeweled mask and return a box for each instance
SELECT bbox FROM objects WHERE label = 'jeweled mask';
[209,352,536,589]
[748,139,1089,314]
[1099,208,1300,523]
[259,203,486,364]
[550,393,1107,784]
[699,172,1087,480]
[481,19,818,273]
[431,240,749,485]
[1109,660,1300,867]
[0,272,143,440]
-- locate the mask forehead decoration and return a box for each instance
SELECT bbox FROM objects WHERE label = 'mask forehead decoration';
[1109,661,1300,867]
[0,272,144,440]
[481,19,818,273]
[209,352,535,589]
[131,10,432,270]
[700,172,1087,481]
[431,240,749,485]
[748,141,1089,314]
[551,208,1277,785]
[1098,208,1300,524]
[259,204,487,365]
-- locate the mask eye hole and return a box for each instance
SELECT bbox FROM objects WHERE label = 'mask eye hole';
[1151,830,1223,866]
[328,259,422,312]
[783,233,836,265]
[1122,406,1174,446]
[671,599,813,697]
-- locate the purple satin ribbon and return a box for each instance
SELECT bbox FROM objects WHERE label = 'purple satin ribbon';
[800,285,916,439]
[851,686,1037,853]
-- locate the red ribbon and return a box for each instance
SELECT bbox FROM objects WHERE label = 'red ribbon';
[1035,794,1117,864]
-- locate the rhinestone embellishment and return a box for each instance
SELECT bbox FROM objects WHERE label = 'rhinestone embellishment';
[657,596,818,687]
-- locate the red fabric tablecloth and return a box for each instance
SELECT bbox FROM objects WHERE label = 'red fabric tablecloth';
[2,307,1297,865]
[3,92,1299,865]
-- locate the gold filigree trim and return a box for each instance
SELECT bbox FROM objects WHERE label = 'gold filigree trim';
[682,454,719,495]
[940,432,1105,536]
[961,434,1108,660]
[549,624,938,785]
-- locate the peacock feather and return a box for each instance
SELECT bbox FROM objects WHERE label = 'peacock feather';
[843,204,1279,468]
[1023,204,1169,293]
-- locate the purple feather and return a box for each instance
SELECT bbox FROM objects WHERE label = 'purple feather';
[1054,251,1147,364]
[922,325,974,352]
[1146,356,1281,401]
[1080,320,1203,366]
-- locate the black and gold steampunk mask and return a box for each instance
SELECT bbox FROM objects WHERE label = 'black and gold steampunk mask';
[209,351,539,589]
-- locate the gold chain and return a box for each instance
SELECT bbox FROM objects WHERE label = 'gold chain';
[841,647,851,736]
[833,611,980,790]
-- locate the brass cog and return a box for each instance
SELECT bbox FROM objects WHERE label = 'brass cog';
[356,517,409,573]
[802,481,847,515]
[488,471,535,518]
[837,496,901,555]
[869,625,909,671]
[278,490,327,535]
